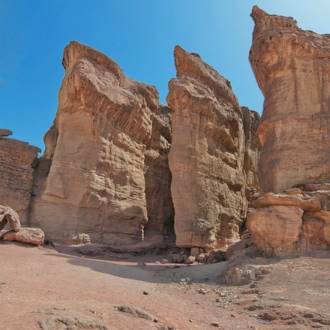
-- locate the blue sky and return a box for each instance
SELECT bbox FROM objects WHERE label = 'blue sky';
[1,1,329,149]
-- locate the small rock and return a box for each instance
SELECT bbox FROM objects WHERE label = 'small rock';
[71,233,91,244]
[241,289,259,295]
[258,312,277,321]
[185,256,196,264]
[224,264,256,286]
[196,253,207,263]
[197,288,208,295]
[210,321,220,327]
[143,291,149,296]
[39,315,108,330]
[116,305,153,321]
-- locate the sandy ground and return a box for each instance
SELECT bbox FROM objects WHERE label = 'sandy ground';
[1,242,330,330]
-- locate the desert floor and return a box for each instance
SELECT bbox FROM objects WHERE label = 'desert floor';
[1,243,330,329]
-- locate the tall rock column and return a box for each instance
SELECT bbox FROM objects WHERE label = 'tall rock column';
[250,6,330,192]
[168,46,251,250]
[31,42,173,245]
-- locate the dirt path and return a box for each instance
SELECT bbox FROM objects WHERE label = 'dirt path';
[1,243,330,329]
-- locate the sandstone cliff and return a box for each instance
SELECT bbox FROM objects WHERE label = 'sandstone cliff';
[30,42,174,245]
[250,6,330,192]
[0,42,261,250]
[168,46,259,250]
[0,132,39,224]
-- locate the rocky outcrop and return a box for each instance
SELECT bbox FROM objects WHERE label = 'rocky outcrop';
[30,42,173,245]
[0,135,39,223]
[250,6,330,193]
[168,46,258,250]
[0,205,21,232]
[1,228,45,246]
[247,186,330,256]
[0,129,12,137]
[0,205,44,246]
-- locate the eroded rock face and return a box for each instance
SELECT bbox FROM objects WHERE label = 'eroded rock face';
[0,205,21,232]
[248,186,330,256]
[250,6,330,192]
[241,107,260,191]
[168,46,256,249]
[31,42,173,245]
[0,137,39,223]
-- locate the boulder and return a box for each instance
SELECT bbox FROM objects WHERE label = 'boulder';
[168,45,256,249]
[0,205,21,232]
[30,42,174,245]
[247,184,330,256]
[250,6,330,192]
[224,264,256,286]
[302,211,330,250]
[1,227,44,246]
[247,206,303,256]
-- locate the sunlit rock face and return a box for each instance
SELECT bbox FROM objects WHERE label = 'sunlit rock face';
[0,134,39,224]
[168,46,259,250]
[30,42,174,245]
[247,185,330,256]
[250,6,330,193]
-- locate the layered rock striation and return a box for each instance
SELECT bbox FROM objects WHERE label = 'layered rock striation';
[168,46,259,250]
[250,6,330,193]
[30,42,174,245]
[1,42,261,250]
[0,132,39,224]
[247,185,330,256]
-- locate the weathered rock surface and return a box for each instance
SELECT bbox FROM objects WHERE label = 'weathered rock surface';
[0,137,39,223]
[251,191,321,211]
[30,42,173,245]
[224,264,256,286]
[1,227,45,246]
[0,205,21,232]
[248,186,330,256]
[168,46,259,249]
[0,129,12,137]
[250,6,330,192]
[247,205,303,256]
[241,107,260,193]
